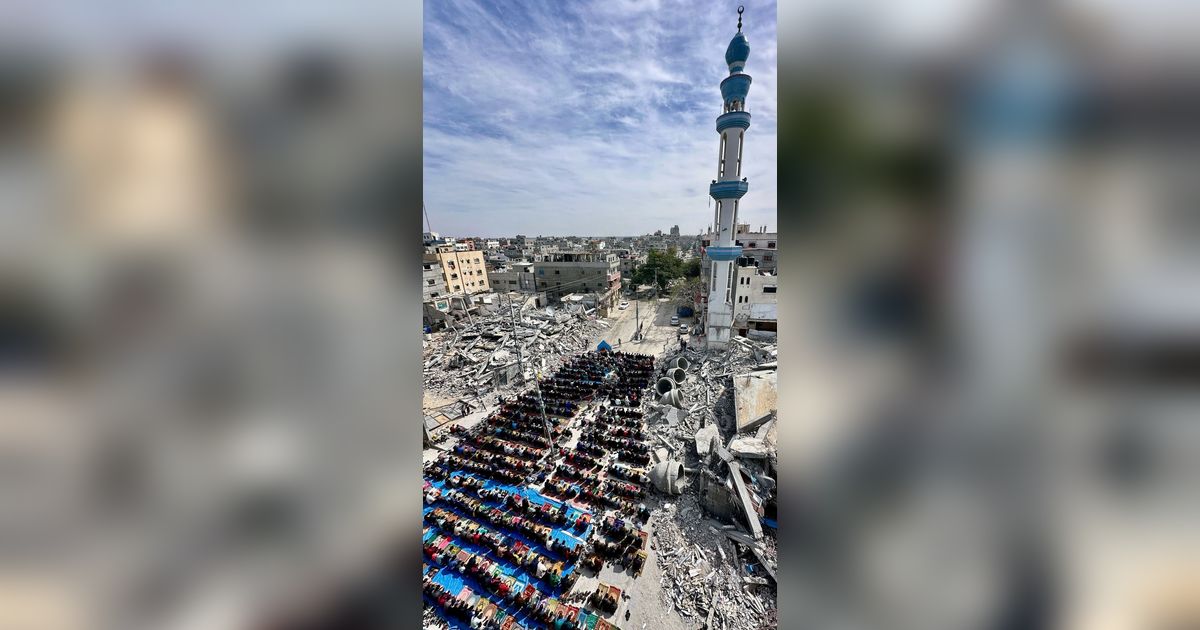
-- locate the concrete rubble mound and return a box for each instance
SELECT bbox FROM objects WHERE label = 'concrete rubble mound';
[423,308,609,403]
[636,335,778,629]
[651,494,777,629]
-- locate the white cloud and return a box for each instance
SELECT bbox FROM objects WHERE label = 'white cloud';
[424,0,777,236]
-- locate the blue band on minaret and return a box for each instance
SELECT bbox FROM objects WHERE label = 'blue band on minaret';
[716,111,751,132]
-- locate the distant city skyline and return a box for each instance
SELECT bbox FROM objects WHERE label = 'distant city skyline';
[424,228,771,240]
[423,0,777,237]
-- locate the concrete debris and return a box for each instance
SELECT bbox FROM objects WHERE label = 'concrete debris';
[738,410,775,434]
[652,494,776,629]
[694,424,719,457]
[727,436,770,460]
[727,459,764,540]
[650,460,685,494]
[422,308,609,402]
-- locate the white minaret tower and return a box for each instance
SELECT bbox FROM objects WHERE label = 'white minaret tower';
[704,6,752,350]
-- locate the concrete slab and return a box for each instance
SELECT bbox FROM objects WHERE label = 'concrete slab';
[694,425,719,457]
[733,372,777,433]
[727,436,770,460]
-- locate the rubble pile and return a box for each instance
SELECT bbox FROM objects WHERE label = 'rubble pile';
[637,334,778,628]
[640,336,777,448]
[422,308,610,402]
[651,494,777,629]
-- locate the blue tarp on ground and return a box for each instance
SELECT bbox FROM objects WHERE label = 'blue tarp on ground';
[425,515,566,595]
[597,340,612,352]
[428,565,538,629]
[426,499,578,583]
[429,475,594,546]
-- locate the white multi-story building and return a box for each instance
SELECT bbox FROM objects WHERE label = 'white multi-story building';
[732,260,777,339]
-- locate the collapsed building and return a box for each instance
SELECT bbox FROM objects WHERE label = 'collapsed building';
[636,335,780,627]
[422,302,610,405]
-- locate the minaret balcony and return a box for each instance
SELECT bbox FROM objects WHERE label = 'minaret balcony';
[720,73,752,105]
[709,180,749,200]
[716,111,752,133]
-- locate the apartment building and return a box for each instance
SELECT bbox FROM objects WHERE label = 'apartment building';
[434,246,490,294]
[534,252,621,307]
[487,261,538,293]
[422,257,447,301]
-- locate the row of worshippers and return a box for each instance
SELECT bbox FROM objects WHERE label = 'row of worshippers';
[430,454,526,484]
[588,423,646,441]
[485,425,552,450]
[457,559,591,630]
[423,552,584,629]
[488,407,569,436]
[422,573,507,629]
[581,430,649,454]
[477,486,591,534]
[452,444,537,474]
[541,477,649,519]
[438,490,584,563]
[463,434,543,460]
[606,462,650,486]
[558,447,602,471]
[587,586,619,615]
[425,511,576,591]
[592,406,644,425]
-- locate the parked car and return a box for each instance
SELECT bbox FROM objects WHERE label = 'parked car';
[670,316,679,326]
[618,301,630,310]
[679,324,689,333]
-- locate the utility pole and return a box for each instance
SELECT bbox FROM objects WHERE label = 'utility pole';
[634,298,640,341]
[533,372,553,448]
[508,296,524,384]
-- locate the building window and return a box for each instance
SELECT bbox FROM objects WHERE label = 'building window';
[554,270,560,275]
[427,279,435,286]
[763,286,776,294]
[748,242,756,248]
[768,242,776,248]
[764,255,773,262]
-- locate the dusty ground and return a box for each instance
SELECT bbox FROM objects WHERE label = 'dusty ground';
[588,298,693,359]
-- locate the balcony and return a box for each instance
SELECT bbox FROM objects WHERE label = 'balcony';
[709,179,749,200]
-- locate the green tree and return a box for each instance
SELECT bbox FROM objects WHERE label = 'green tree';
[672,277,704,305]
[632,250,685,291]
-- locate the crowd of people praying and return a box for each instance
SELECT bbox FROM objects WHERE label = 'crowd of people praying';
[424,350,658,627]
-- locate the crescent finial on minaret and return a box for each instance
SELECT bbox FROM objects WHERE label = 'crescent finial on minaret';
[737,5,744,32]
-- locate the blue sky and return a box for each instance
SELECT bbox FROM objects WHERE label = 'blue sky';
[424,0,777,238]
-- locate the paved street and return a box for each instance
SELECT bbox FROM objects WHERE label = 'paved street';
[589,297,694,359]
